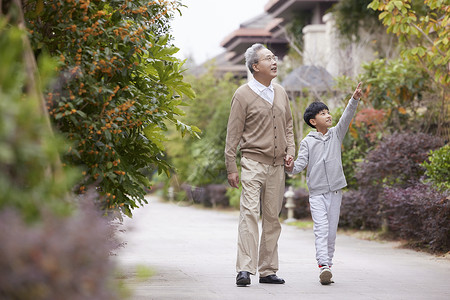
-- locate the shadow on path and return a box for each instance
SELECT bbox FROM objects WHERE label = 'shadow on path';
[116,196,450,300]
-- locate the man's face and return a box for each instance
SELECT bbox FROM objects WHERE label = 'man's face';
[253,48,277,79]
[311,109,332,129]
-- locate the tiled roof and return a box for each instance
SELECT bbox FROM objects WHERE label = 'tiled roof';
[220,12,282,48]
[221,28,272,48]
[281,65,334,92]
[265,0,338,24]
[219,12,289,64]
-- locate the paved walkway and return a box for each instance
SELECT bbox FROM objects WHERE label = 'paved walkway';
[115,196,449,300]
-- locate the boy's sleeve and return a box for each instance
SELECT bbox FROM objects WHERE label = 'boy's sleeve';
[287,139,309,175]
[335,97,359,141]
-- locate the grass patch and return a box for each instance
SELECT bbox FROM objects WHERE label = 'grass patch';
[338,228,386,242]
[285,219,314,229]
[135,265,156,281]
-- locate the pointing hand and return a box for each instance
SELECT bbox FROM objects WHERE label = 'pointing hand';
[352,82,363,100]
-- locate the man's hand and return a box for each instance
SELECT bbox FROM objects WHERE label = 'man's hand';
[228,172,240,188]
[352,82,363,100]
[284,155,294,172]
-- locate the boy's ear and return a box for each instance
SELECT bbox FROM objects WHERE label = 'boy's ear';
[310,118,317,126]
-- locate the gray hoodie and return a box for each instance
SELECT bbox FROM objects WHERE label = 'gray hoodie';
[288,98,359,196]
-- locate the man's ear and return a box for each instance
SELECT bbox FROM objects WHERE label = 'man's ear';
[252,64,259,73]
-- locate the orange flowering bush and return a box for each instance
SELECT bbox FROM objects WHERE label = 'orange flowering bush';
[354,108,386,143]
[26,0,197,216]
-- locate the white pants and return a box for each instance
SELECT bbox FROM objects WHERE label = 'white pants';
[309,190,342,267]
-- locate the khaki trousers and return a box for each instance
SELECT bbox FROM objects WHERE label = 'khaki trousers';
[236,157,285,277]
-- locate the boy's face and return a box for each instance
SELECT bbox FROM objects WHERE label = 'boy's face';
[311,109,332,129]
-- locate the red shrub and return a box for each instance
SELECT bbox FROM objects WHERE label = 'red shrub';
[382,183,449,252]
[339,132,447,251]
[357,132,443,187]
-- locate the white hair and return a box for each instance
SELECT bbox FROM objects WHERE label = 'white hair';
[244,43,266,74]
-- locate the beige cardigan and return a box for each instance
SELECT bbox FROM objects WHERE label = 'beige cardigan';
[225,83,295,174]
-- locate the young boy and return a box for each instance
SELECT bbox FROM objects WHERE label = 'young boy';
[285,82,362,285]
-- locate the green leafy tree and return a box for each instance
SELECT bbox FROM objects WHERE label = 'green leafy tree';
[1,6,126,297]
[359,58,431,131]
[422,144,450,191]
[0,15,74,221]
[186,72,243,186]
[284,11,311,56]
[25,0,197,216]
[333,0,381,41]
[368,0,449,137]
[165,66,243,186]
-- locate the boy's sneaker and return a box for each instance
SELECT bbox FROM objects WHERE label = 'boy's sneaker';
[319,265,333,285]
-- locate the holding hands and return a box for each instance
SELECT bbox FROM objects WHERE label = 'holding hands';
[284,155,293,172]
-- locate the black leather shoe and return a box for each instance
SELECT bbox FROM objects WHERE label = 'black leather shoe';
[236,271,251,286]
[259,274,285,284]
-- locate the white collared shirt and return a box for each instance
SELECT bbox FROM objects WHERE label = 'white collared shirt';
[248,78,274,105]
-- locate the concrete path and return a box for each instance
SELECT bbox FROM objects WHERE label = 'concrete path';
[115,196,449,300]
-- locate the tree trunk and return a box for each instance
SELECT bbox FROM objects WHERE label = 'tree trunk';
[2,0,63,177]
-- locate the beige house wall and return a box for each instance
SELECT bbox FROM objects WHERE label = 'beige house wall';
[303,13,378,79]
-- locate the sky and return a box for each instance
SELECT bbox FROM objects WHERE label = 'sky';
[170,0,267,65]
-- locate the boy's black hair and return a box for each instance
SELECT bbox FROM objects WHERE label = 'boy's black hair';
[303,101,329,128]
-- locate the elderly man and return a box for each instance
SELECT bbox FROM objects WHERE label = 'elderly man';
[225,43,295,286]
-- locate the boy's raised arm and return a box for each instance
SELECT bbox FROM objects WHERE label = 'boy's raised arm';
[335,82,363,141]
